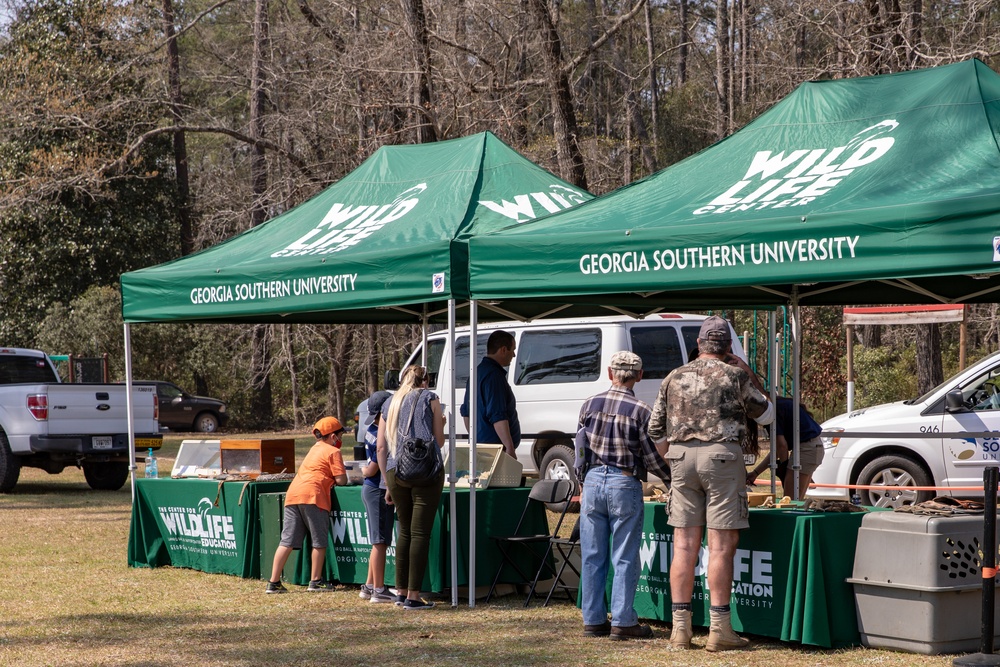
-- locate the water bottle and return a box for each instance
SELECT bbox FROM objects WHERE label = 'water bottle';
[145,448,158,479]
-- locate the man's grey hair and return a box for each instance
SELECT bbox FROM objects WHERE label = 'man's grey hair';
[698,338,729,356]
[612,366,641,383]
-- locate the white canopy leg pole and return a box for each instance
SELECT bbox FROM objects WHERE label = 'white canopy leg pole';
[124,323,137,504]
[468,301,478,608]
[421,305,429,367]
[448,299,458,607]
[791,291,802,500]
[769,311,778,498]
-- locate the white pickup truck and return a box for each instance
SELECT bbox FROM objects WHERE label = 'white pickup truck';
[0,347,161,492]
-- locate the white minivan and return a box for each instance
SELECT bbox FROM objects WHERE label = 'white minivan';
[810,350,1000,508]
[375,314,745,491]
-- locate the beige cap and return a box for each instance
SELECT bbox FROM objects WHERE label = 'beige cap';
[610,350,642,371]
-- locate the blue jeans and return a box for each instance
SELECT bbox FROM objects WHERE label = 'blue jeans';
[579,465,644,627]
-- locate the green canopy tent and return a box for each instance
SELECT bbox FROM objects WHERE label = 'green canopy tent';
[120,132,591,325]
[466,59,1000,499]
[467,59,1000,314]
[118,132,592,605]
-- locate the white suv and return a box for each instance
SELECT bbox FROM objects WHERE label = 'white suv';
[810,350,1000,508]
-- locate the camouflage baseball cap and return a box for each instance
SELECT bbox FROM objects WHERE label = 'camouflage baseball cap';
[610,350,643,370]
[698,315,732,342]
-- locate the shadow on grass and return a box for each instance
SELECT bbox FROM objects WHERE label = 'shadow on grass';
[0,480,131,511]
[0,605,575,666]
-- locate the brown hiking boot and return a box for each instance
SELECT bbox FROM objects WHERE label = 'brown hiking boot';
[706,610,749,652]
[670,609,693,649]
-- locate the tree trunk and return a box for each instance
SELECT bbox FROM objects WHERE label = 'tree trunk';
[162,0,193,256]
[320,326,352,421]
[861,324,882,348]
[915,323,943,395]
[887,0,903,70]
[678,0,689,85]
[644,0,658,153]
[283,324,302,430]
[740,0,751,104]
[249,325,274,429]
[715,0,730,139]
[610,33,656,174]
[864,0,885,75]
[401,0,438,143]
[366,324,378,394]
[247,0,273,427]
[527,0,588,190]
[250,0,269,228]
[907,0,922,67]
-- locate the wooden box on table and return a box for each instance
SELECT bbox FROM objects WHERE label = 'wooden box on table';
[220,439,296,478]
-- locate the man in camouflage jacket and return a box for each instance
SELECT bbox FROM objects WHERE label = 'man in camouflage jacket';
[648,315,773,652]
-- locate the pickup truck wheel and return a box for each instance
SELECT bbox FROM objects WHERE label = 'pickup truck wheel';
[856,455,933,508]
[83,461,129,491]
[0,432,21,493]
[194,412,219,433]
[540,444,580,513]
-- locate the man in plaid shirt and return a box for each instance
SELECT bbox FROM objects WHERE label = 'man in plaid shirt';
[577,350,670,641]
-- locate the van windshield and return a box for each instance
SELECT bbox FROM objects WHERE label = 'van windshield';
[909,356,1000,406]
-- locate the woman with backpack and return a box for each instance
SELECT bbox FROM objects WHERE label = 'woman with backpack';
[377,365,445,610]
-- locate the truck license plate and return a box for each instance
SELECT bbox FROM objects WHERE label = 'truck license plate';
[92,436,113,450]
[135,437,162,449]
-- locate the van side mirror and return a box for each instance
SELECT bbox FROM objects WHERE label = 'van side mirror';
[384,369,400,391]
[945,390,967,413]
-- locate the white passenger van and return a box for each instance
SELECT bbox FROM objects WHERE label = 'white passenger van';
[810,350,1000,508]
[385,314,745,489]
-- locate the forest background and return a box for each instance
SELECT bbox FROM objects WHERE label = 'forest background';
[1,0,999,431]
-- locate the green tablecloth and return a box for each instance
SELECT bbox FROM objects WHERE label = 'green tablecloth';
[291,486,546,592]
[129,479,544,593]
[128,478,290,578]
[630,504,870,648]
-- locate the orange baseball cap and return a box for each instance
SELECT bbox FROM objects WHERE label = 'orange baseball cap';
[313,417,344,437]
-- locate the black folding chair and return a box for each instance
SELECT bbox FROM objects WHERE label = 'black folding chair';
[543,518,581,606]
[485,479,574,606]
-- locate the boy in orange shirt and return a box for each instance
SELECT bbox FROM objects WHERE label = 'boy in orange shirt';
[265,417,348,593]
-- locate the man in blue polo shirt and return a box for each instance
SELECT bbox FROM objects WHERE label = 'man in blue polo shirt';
[460,330,520,457]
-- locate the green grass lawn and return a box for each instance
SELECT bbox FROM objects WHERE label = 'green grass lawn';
[0,433,959,667]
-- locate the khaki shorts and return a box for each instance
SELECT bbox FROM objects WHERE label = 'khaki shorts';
[664,441,748,530]
[797,436,825,479]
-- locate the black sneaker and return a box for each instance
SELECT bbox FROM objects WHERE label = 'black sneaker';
[307,579,336,592]
[265,580,287,594]
[394,594,407,606]
[359,584,373,600]
[402,598,435,611]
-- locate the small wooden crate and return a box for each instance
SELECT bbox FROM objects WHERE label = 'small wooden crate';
[220,439,295,478]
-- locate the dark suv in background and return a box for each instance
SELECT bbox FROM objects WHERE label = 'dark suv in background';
[135,381,229,433]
